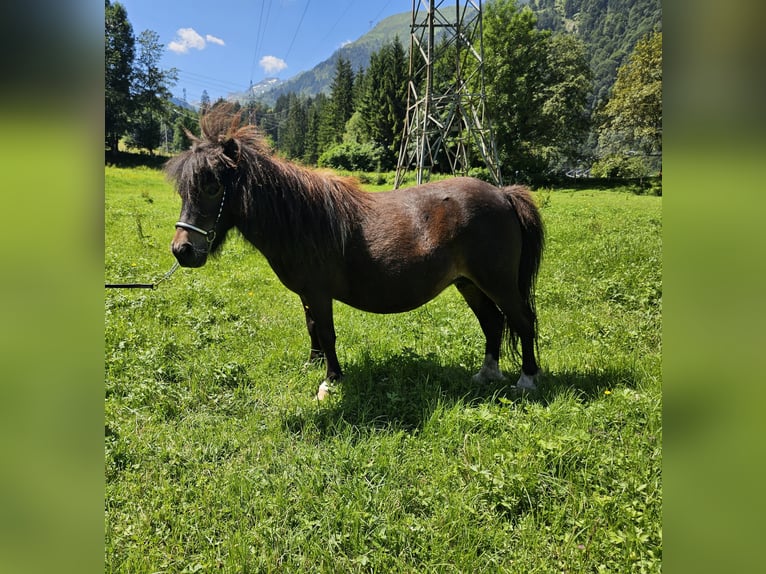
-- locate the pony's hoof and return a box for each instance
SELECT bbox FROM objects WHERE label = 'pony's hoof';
[472,354,507,384]
[515,373,537,391]
[472,371,507,384]
[315,381,332,401]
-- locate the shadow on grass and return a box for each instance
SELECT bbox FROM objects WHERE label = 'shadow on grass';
[283,348,641,437]
[536,366,642,404]
[105,150,170,170]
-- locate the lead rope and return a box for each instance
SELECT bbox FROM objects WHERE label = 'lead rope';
[109,182,227,289]
[105,261,180,289]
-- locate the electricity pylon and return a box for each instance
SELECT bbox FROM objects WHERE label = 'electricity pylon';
[394,0,502,188]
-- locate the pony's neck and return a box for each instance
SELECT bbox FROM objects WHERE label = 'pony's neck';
[235,153,370,267]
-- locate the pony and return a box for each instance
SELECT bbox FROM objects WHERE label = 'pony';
[167,105,544,399]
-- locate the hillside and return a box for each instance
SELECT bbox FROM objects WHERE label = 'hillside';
[232,12,412,106]
[529,0,662,105]
[237,0,660,110]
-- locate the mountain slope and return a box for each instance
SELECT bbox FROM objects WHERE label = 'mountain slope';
[235,1,660,109]
[233,12,412,106]
[529,0,662,105]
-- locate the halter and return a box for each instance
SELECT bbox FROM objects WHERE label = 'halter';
[175,186,227,246]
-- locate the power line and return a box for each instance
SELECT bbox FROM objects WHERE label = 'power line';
[371,0,397,25]
[249,0,268,85]
[284,0,312,60]
[319,0,355,45]
[175,69,248,98]
[250,0,273,86]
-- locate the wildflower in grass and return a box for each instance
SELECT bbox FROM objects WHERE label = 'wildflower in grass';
[604,389,612,395]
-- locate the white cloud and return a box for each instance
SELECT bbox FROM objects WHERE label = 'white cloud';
[259,55,288,75]
[168,28,225,54]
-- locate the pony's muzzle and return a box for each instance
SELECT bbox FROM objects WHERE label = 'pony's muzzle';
[171,228,208,268]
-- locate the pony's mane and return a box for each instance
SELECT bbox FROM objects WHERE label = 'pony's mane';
[166,104,372,258]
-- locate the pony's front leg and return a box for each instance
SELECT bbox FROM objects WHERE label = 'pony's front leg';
[301,297,342,400]
[301,297,325,365]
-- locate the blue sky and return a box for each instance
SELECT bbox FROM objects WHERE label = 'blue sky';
[120,0,411,105]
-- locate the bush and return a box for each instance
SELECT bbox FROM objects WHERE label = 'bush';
[353,171,389,186]
[590,154,649,179]
[317,142,385,172]
[467,167,493,183]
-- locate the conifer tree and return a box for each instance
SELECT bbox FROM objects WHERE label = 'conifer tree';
[356,38,407,169]
[320,56,355,147]
[127,29,177,153]
[105,0,135,152]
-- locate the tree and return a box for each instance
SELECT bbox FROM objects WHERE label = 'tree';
[356,37,408,169]
[332,56,355,134]
[105,0,135,152]
[303,94,327,165]
[482,0,553,179]
[126,29,177,153]
[171,108,199,152]
[540,33,593,170]
[281,93,308,160]
[319,56,355,148]
[552,0,662,108]
[593,29,661,178]
[482,0,592,181]
[200,90,211,114]
[105,1,178,154]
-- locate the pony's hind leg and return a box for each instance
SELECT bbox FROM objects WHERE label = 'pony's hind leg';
[454,278,506,383]
[463,276,540,391]
[503,299,540,391]
[515,330,539,391]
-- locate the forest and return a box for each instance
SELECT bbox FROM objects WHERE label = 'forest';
[105,0,661,185]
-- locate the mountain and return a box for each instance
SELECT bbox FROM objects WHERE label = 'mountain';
[228,77,284,103]
[232,12,412,106]
[170,96,197,112]
[249,77,284,97]
[527,0,662,105]
[234,1,660,109]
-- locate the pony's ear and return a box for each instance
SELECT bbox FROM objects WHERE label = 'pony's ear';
[221,137,241,167]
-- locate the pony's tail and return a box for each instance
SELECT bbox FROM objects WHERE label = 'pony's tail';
[504,185,545,357]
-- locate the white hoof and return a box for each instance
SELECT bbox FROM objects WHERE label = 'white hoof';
[472,354,506,384]
[315,381,332,401]
[516,373,537,391]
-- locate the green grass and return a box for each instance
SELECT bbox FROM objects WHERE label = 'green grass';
[105,166,661,572]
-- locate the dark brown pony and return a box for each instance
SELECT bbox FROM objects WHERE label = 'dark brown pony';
[167,106,544,398]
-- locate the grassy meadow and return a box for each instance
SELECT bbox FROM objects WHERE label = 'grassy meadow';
[105,164,661,572]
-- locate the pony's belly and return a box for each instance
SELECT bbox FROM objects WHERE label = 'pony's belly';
[337,296,437,315]
[337,274,455,314]
[339,297,432,315]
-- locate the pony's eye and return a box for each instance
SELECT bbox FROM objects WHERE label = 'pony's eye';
[206,184,223,197]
